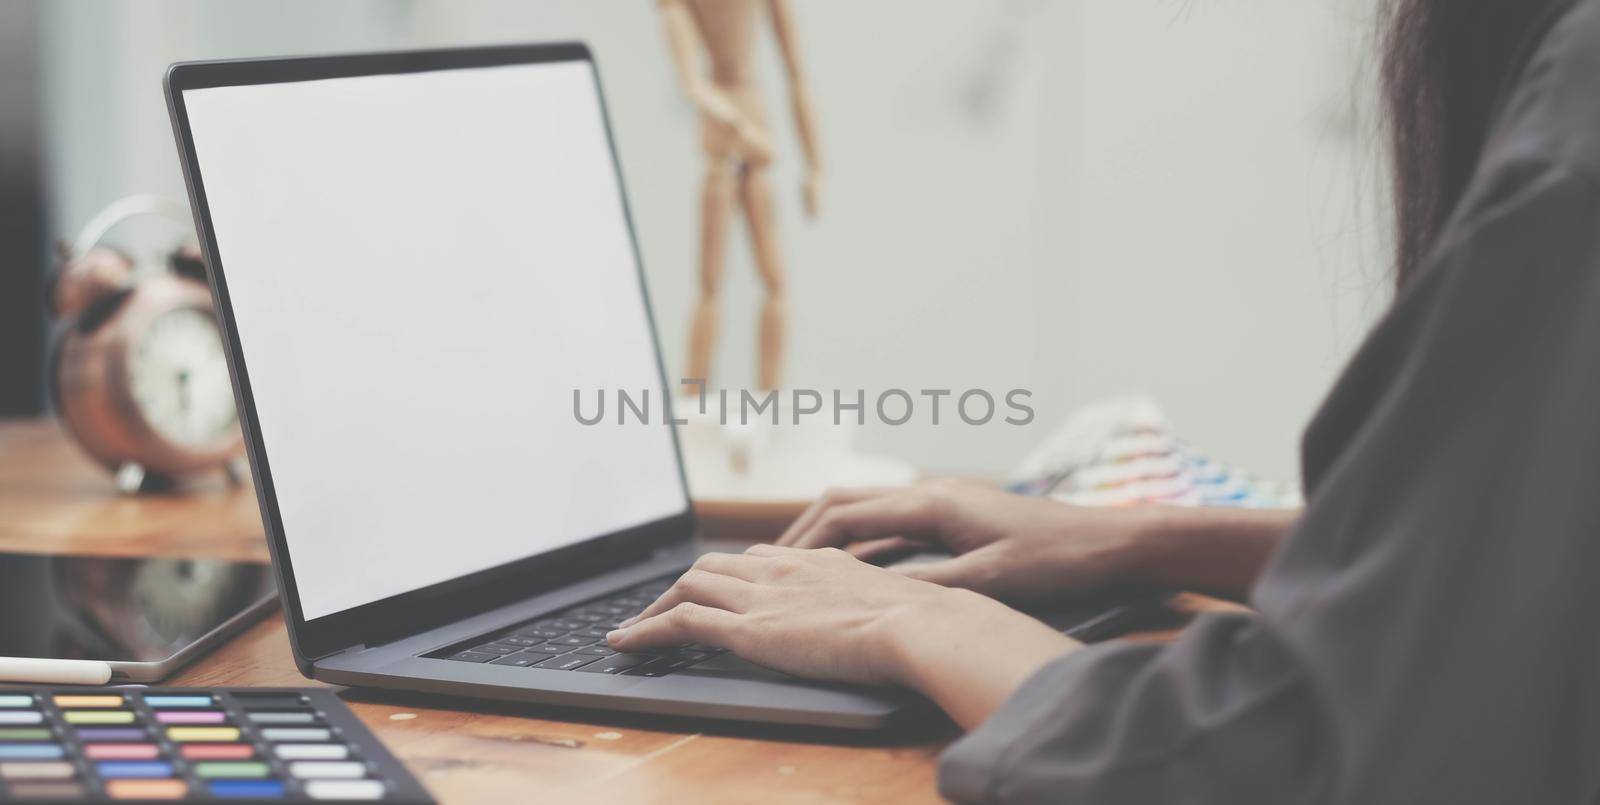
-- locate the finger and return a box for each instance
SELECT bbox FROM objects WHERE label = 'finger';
[775,487,898,546]
[743,544,859,576]
[621,569,755,627]
[845,536,926,564]
[774,498,827,547]
[608,602,739,652]
[744,542,809,557]
[790,494,944,550]
[689,551,769,583]
[890,549,993,590]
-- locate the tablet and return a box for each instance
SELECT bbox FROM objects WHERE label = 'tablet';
[0,550,276,683]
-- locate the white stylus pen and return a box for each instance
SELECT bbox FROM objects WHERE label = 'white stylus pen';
[0,657,114,685]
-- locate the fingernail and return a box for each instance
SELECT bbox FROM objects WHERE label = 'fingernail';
[618,616,638,628]
[606,628,626,643]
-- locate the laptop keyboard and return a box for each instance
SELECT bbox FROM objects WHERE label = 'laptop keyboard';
[437,576,725,677]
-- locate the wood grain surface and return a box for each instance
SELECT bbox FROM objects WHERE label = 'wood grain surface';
[0,417,1225,803]
[0,418,949,803]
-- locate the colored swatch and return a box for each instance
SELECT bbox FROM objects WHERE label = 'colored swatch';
[82,744,160,761]
[141,696,212,708]
[0,687,431,802]
[165,727,240,743]
[62,711,135,726]
[179,743,255,761]
[153,710,227,725]
[52,696,123,709]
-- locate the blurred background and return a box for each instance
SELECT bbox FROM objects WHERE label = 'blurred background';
[0,0,1391,484]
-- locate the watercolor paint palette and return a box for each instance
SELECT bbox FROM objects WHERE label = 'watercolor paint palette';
[0,688,432,803]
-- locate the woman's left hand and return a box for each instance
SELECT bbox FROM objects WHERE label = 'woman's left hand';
[608,545,1079,726]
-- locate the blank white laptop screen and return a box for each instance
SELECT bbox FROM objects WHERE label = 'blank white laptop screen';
[183,60,686,621]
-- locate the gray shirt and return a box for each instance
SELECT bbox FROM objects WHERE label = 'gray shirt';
[940,1,1600,801]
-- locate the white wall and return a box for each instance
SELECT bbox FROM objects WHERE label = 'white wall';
[1039,1,1392,481]
[39,0,1388,482]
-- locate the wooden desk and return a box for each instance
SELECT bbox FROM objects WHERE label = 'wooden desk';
[0,418,1217,803]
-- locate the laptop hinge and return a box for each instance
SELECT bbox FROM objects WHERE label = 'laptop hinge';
[313,643,369,662]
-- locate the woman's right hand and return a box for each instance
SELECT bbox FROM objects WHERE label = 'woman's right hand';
[774,479,1162,605]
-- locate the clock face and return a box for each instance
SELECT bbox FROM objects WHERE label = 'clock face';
[131,559,245,648]
[128,307,238,448]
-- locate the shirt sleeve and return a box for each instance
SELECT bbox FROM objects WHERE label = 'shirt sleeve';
[940,164,1600,804]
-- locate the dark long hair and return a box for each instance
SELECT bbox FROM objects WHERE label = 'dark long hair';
[1380,0,1559,287]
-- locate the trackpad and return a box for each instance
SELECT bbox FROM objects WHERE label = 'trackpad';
[680,652,794,683]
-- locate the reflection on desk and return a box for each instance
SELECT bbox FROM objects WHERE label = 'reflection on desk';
[0,550,272,664]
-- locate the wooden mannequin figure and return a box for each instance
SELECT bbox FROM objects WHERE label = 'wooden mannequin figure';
[658,0,823,391]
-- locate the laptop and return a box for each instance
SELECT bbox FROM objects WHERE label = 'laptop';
[163,43,1149,730]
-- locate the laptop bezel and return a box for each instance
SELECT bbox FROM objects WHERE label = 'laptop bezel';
[163,43,695,667]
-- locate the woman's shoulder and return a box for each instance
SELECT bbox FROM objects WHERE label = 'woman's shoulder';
[1479,0,1600,188]
[1435,0,1600,253]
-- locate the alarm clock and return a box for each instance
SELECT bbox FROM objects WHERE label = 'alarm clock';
[45,195,244,493]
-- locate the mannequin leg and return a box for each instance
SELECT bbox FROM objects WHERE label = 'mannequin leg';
[738,161,787,391]
[687,156,735,384]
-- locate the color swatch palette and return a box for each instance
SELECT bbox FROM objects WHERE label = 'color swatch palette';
[1006,396,1302,510]
[0,688,431,803]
